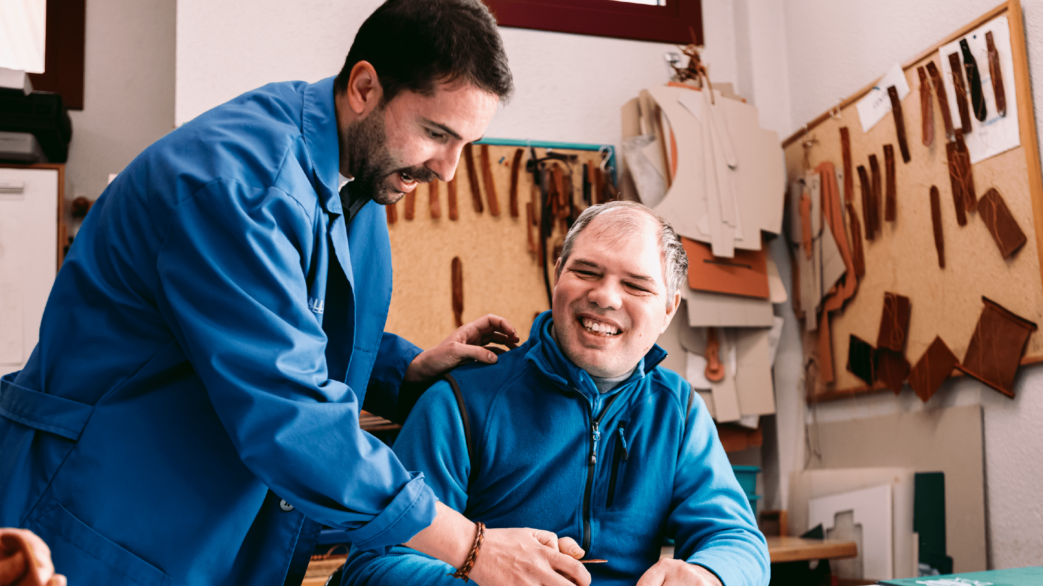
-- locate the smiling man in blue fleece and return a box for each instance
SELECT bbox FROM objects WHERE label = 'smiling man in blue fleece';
[339,201,769,586]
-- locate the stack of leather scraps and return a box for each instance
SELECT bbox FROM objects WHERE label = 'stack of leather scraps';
[625,81,787,426]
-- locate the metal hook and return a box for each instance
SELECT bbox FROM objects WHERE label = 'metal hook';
[830,99,843,120]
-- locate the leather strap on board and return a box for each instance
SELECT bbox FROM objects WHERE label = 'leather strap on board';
[930,185,945,268]
[979,187,1027,259]
[986,31,1007,117]
[948,131,976,218]
[509,148,523,218]
[463,143,484,214]
[948,52,973,134]
[926,61,955,142]
[961,38,987,122]
[946,141,969,227]
[918,67,935,147]
[386,200,398,224]
[887,86,911,163]
[857,164,874,241]
[452,256,464,328]
[884,144,897,222]
[447,176,459,221]
[846,201,866,278]
[480,144,501,217]
[404,189,416,221]
[840,127,854,202]
[429,180,441,219]
[869,154,882,236]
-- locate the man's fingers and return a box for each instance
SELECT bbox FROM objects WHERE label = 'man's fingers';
[635,561,667,586]
[556,536,585,559]
[452,343,498,364]
[547,550,592,586]
[0,550,27,584]
[484,345,509,356]
[532,529,559,549]
[462,314,519,343]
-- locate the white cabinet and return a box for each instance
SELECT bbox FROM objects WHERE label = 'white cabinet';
[0,164,65,377]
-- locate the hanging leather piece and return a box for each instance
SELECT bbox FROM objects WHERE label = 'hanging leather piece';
[526,201,536,253]
[886,86,911,163]
[386,200,398,224]
[840,127,854,202]
[946,132,976,221]
[428,180,441,219]
[857,165,874,241]
[869,154,882,236]
[447,176,459,221]
[986,31,1007,117]
[979,187,1028,259]
[909,335,958,403]
[877,350,911,395]
[815,162,859,384]
[480,144,501,217]
[926,61,955,142]
[948,52,973,134]
[583,163,593,205]
[846,202,866,277]
[704,327,725,382]
[946,142,968,226]
[463,143,484,213]
[451,256,464,328]
[884,144,897,222]
[404,189,416,221]
[961,39,987,122]
[918,66,935,147]
[847,334,877,386]
[509,148,523,218]
[957,297,1038,398]
[800,191,813,259]
[930,186,945,268]
[877,292,911,352]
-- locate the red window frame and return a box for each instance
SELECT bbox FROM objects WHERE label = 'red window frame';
[483,0,703,45]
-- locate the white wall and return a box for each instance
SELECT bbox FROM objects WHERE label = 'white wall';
[778,0,1043,569]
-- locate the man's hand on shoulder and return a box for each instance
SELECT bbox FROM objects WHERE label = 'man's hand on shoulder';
[404,314,520,382]
[636,559,722,586]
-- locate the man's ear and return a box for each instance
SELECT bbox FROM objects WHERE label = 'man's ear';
[345,61,383,117]
[661,290,682,334]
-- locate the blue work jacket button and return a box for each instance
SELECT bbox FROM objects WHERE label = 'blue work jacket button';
[279,499,294,512]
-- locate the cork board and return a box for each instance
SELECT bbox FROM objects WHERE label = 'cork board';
[385,141,614,350]
[781,0,1043,402]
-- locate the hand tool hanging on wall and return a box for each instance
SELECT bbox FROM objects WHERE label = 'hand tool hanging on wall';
[886,86,911,163]
[840,127,854,202]
[960,39,987,122]
[447,176,459,221]
[948,52,973,134]
[884,144,897,222]
[509,148,523,217]
[930,186,945,268]
[452,256,464,328]
[463,143,484,213]
[404,189,416,220]
[857,165,873,241]
[429,179,441,219]
[926,61,956,142]
[527,146,580,307]
[869,153,882,235]
[582,162,592,205]
[986,31,1006,117]
[480,144,501,216]
[918,67,935,147]
[386,200,398,224]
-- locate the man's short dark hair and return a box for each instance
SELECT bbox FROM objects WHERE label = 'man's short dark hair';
[335,0,513,103]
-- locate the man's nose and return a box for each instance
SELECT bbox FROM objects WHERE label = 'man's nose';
[427,144,464,182]
[587,279,622,310]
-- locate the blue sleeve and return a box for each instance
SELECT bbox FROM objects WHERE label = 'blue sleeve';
[342,381,472,586]
[363,332,423,423]
[154,179,435,553]
[669,390,770,586]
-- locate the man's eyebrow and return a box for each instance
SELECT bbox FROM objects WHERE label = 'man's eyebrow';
[626,272,657,285]
[571,259,602,270]
[421,118,463,141]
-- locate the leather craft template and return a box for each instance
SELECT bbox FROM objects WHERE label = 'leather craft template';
[857,165,874,241]
[451,256,464,328]
[480,144,501,217]
[926,61,956,142]
[846,201,867,278]
[948,52,973,134]
[683,237,770,299]
[930,185,945,268]
[884,144,897,222]
[877,349,911,395]
[428,180,441,219]
[979,187,1027,259]
[404,188,416,221]
[887,85,911,163]
[841,127,854,202]
[869,154,882,236]
[960,38,987,122]
[877,292,912,352]
[957,297,1037,398]
[918,66,935,147]
[509,148,523,218]
[447,176,459,221]
[386,199,398,224]
[945,134,973,226]
[463,143,484,214]
[908,335,959,403]
[986,31,1007,117]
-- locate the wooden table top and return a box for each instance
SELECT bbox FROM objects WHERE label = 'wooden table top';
[766,535,858,563]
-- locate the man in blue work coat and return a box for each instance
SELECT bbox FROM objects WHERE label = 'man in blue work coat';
[0,1,591,585]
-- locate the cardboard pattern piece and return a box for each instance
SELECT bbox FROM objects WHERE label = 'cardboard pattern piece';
[808,484,895,581]
[978,187,1027,258]
[684,283,775,328]
[682,237,769,299]
[957,296,1038,397]
[908,335,959,403]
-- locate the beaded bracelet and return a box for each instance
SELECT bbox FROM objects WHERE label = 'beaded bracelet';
[448,521,485,582]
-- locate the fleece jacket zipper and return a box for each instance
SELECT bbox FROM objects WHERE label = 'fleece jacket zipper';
[581,392,622,552]
[606,423,629,508]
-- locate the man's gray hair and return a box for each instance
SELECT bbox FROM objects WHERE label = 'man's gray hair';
[556,201,689,304]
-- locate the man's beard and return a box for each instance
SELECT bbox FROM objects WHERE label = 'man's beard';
[343,106,436,206]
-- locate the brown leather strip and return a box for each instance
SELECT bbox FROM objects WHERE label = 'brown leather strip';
[876,292,911,352]
[447,176,459,221]
[857,165,874,241]
[509,148,523,217]
[404,189,416,221]
[979,187,1027,258]
[961,39,987,122]
[869,154,882,236]
[452,256,464,328]
[884,144,897,222]
[918,67,934,147]
[945,142,967,226]
[800,192,813,259]
[480,144,500,216]
[840,127,854,202]
[877,349,911,395]
[948,52,972,134]
[930,185,945,268]
[526,201,535,253]
[926,61,955,141]
[429,180,441,219]
[986,31,1006,117]
[846,202,866,277]
[463,144,483,213]
[886,86,911,163]
[386,201,397,224]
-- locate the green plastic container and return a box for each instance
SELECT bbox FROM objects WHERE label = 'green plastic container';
[731,465,760,497]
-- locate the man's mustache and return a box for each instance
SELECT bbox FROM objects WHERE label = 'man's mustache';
[391,166,438,184]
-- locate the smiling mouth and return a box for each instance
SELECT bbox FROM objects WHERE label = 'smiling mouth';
[579,317,622,337]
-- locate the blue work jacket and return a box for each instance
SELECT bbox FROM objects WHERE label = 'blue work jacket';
[342,311,770,586]
[0,77,437,585]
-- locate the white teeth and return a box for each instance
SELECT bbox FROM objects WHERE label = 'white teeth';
[581,318,619,336]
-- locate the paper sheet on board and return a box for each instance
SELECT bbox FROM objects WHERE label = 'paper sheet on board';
[857,64,911,132]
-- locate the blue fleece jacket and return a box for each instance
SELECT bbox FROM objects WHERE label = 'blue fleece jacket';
[342,311,769,586]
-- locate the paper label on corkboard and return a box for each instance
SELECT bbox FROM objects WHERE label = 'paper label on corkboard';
[857,64,911,133]
[938,15,1019,164]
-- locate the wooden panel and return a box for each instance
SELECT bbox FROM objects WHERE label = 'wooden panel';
[483,0,703,45]
[766,536,858,563]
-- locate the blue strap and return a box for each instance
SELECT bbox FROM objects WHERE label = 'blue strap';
[0,373,93,441]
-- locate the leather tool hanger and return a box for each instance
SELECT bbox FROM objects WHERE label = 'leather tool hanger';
[979,187,1027,258]
[930,186,945,268]
[840,127,854,202]
[884,144,897,222]
[447,176,459,221]
[452,256,464,327]
[886,86,911,163]
[404,188,416,220]
[463,143,484,213]
[857,165,873,241]
[480,144,501,216]
[868,154,882,235]
[918,66,935,147]
[386,200,398,224]
[428,179,441,219]
[948,52,973,134]
[986,31,1006,117]
[960,38,987,122]
[508,148,523,217]
[926,61,955,142]
[946,132,976,221]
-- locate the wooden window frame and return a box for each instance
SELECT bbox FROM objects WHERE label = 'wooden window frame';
[484,0,703,45]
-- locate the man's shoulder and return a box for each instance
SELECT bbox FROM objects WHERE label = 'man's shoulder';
[645,364,696,415]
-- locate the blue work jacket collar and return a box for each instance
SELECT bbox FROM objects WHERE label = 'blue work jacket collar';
[524,311,667,403]
[302,76,343,215]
